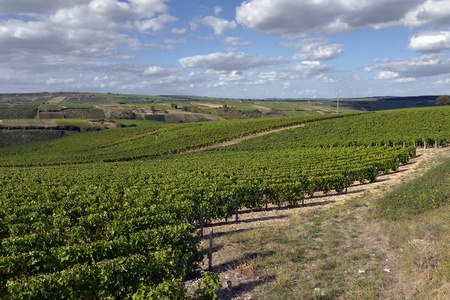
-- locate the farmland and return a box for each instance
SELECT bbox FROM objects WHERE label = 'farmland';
[0,104,449,299]
[0,92,443,148]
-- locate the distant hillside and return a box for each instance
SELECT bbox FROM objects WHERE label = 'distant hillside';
[0,93,441,111]
[0,92,226,105]
[0,93,443,148]
[337,95,439,111]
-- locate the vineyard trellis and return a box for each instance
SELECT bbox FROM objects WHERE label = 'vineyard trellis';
[0,106,448,298]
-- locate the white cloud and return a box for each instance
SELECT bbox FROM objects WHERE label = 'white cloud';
[375,71,400,79]
[214,6,222,16]
[171,27,186,34]
[215,71,248,86]
[164,38,187,44]
[134,14,177,32]
[0,0,89,15]
[367,53,450,81]
[236,0,424,37]
[259,61,333,81]
[0,18,131,61]
[291,39,344,61]
[223,36,251,46]
[143,66,179,76]
[179,52,289,71]
[435,78,450,85]
[394,77,416,83]
[409,31,450,53]
[46,78,75,85]
[0,0,172,64]
[403,0,450,27]
[201,16,237,35]
[315,74,338,83]
[189,21,198,31]
[89,0,169,20]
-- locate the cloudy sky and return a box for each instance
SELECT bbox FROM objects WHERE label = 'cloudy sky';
[1,0,450,98]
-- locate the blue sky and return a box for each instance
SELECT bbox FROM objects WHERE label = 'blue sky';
[1,0,450,99]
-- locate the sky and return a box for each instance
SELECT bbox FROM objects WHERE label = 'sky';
[1,0,450,99]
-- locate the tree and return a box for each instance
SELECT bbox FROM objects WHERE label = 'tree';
[436,95,450,105]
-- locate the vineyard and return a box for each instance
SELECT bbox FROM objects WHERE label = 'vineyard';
[0,106,449,298]
[0,113,349,167]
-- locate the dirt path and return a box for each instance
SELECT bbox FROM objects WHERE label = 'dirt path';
[186,147,449,299]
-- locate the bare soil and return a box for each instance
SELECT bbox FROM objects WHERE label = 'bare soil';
[198,103,227,108]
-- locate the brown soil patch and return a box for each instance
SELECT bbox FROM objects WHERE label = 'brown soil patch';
[198,103,226,108]
[95,105,126,119]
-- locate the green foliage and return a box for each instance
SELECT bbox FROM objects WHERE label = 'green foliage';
[0,106,447,298]
[38,104,63,111]
[133,280,189,299]
[53,119,92,131]
[0,114,348,167]
[0,165,202,298]
[194,271,222,300]
[436,95,450,105]
[0,104,38,119]
[0,130,63,148]
[375,157,450,220]
[232,106,450,150]
[111,119,171,128]
[62,108,106,119]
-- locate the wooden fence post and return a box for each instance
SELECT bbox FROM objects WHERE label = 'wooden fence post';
[208,228,213,271]
[200,207,204,238]
[235,194,239,223]
[226,281,232,300]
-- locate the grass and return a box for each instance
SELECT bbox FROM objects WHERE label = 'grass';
[220,205,387,299]
[0,104,39,119]
[375,156,450,220]
[62,108,106,119]
[203,148,449,299]
[53,119,93,131]
[1,119,57,127]
[375,153,450,298]
[0,130,64,148]
[111,119,174,128]
[39,103,63,111]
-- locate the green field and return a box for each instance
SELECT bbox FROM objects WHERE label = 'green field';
[0,114,348,167]
[0,104,39,119]
[0,130,65,148]
[0,105,449,299]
